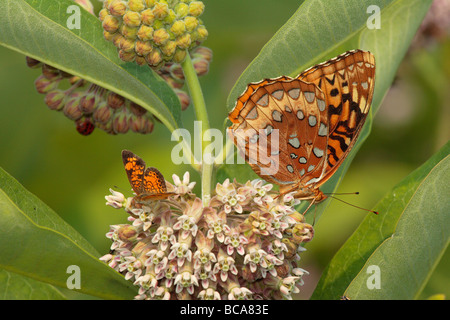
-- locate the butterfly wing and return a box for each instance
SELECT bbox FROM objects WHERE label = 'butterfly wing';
[141,167,177,200]
[122,150,174,200]
[229,78,330,190]
[298,50,376,187]
[228,50,376,199]
[122,149,146,195]
[229,76,293,124]
[143,167,168,194]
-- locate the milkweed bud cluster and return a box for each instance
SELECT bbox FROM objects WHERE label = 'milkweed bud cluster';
[25,0,212,135]
[100,0,208,69]
[28,57,156,136]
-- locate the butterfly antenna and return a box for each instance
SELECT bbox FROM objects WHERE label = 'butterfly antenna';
[327,195,378,215]
[113,185,127,192]
[324,192,359,195]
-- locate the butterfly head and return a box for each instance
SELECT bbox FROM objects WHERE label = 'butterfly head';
[279,184,327,202]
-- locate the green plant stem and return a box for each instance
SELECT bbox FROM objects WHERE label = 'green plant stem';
[181,54,213,205]
[201,159,214,206]
[182,54,210,138]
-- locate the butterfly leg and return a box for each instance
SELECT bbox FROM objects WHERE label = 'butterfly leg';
[300,197,317,216]
[312,204,317,226]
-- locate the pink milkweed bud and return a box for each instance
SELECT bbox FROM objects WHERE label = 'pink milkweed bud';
[44,89,67,111]
[34,75,59,94]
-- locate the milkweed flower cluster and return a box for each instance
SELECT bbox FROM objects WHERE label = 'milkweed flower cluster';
[102,175,314,300]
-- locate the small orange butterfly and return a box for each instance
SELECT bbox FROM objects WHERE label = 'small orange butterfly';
[228,50,376,205]
[122,150,176,202]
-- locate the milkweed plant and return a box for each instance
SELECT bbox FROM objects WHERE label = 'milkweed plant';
[0,0,448,302]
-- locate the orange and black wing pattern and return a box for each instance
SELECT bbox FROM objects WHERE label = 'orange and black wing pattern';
[122,150,175,201]
[227,50,375,201]
[122,150,146,195]
[298,50,375,187]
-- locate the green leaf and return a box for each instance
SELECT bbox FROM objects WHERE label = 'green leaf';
[0,269,67,300]
[0,0,181,132]
[226,0,432,112]
[312,142,450,299]
[220,0,433,221]
[0,167,137,300]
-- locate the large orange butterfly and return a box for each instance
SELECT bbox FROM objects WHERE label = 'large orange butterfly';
[228,50,375,204]
[122,150,175,202]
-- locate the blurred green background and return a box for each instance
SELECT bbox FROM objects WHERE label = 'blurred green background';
[0,0,448,299]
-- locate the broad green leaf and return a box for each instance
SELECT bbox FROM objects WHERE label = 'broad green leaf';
[0,269,66,300]
[226,0,431,112]
[312,142,450,299]
[0,0,181,133]
[219,0,433,221]
[0,167,137,300]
